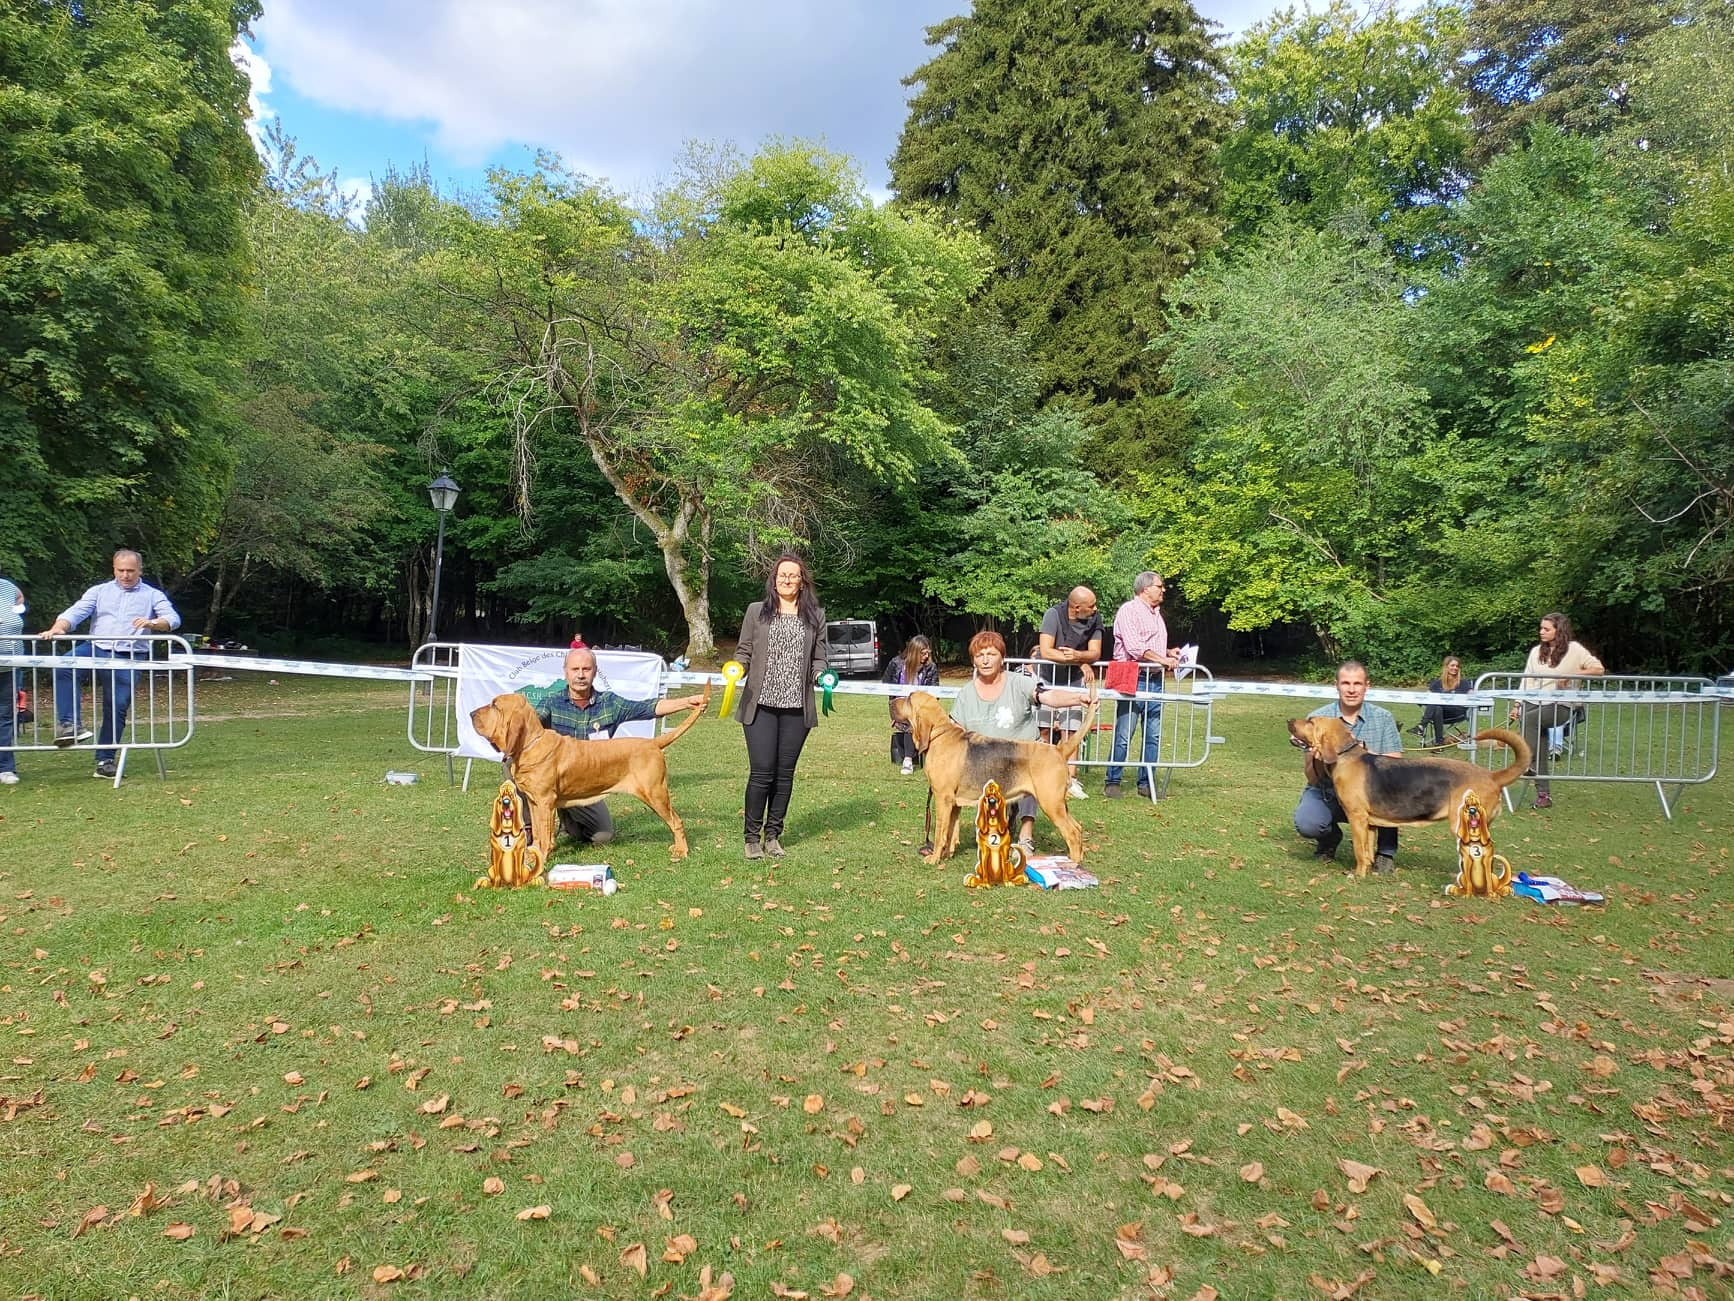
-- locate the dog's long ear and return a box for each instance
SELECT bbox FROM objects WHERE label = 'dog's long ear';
[1312,721,1342,764]
[908,693,934,752]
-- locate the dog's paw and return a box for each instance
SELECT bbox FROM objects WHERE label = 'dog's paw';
[473,876,493,889]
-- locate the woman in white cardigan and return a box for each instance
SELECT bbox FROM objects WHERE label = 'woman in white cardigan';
[1513,612,1605,809]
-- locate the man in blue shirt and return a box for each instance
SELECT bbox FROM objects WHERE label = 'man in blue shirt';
[39,549,181,779]
[518,645,705,847]
[1293,661,1404,874]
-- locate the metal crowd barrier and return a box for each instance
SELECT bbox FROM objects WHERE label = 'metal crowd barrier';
[1467,672,1721,818]
[0,634,195,786]
[1006,657,1219,800]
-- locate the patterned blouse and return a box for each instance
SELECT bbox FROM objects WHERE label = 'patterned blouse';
[757,615,809,709]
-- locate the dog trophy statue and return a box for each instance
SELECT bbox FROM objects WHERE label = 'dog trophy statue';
[966,779,1028,888]
[478,779,544,889]
[1446,788,1513,899]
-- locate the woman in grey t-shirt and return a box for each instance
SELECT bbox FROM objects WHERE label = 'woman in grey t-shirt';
[951,630,1092,855]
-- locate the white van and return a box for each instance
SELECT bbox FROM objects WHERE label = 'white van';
[824,619,879,677]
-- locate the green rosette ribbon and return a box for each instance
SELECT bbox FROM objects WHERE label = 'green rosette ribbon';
[818,668,839,716]
[719,660,745,720]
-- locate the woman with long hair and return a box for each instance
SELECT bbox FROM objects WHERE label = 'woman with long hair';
[883,634,939,774]
[1514,612,1605,809]
[733,553,830,859]
[1412,654,1472,747]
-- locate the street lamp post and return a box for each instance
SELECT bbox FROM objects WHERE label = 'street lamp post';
[426,472,461,644]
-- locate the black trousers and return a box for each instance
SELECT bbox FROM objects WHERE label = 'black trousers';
[890,729,918,765]
[743,705,812,840]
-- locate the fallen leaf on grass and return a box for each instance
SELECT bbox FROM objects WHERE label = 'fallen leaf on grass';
[70,1205,108,1239]
[482,1177,504,1196]
[1576,1165,1608,1188]
[620,1242,648,1277]
[372,1265,404,1283]
[1240,1162,1264,1183]
[803,1094,824,1114]
[1403,1194,1437,1230]
[769,1285,808,1299]
[127,1182,166,1217]
[162,1223,194,1241]
[890,1184,912,1201]
[417,1092,449,1115]
[1002,1228,1031,1245]
[819,1273,854,1298]
[516,1205,551,1221]
[662,1233,698,1263]
[1115,1221,1147,1260]
[1337,1159,1381,1194]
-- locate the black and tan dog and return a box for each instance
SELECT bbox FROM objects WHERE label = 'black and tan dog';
[1287,715,1531,877]
[891,690,1097,866]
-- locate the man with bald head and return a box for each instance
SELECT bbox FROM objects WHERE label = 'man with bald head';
[1035,585,1102,800]
[517,646,706,847]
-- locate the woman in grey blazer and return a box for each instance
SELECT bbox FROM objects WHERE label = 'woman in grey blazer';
[735,553,830,860]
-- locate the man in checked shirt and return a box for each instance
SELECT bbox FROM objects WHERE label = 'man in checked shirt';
[517,644,706,848]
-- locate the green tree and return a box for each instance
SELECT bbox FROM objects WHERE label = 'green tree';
[890,0,1229,455]
[0,0,261,590]
[1460,0,1676,163]
[1154,220,1436,662]
[447,144,984,660]
[1220,0,1471,257]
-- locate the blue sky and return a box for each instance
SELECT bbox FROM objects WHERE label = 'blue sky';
[242,0,1285,213]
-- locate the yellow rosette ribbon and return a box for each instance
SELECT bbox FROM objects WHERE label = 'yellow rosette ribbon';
[718,660,745,720]
[818,668,839,716]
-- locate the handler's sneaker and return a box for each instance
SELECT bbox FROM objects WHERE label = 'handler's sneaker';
[93,760,118,779]
[1103,783,1123,799]
[55,723,93,746]
[0,772,18,785]
[1372,854,1396,876]
[1066,778,1087,800]
[901,757,914,775]
[1016,837,1037,859]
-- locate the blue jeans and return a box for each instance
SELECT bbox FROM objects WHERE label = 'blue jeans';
[1106,667,1162,788]
[54,643,151,762]
[1294,784,1397,858]
[0,668,15,775]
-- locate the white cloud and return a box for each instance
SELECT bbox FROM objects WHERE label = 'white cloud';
[230,39,277,152]
[253,0,962,193]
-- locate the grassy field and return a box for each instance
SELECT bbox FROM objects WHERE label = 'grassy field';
[1,676,1730,1300]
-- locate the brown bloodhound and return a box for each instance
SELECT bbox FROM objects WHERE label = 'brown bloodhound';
[471,686,711,861]
[1286,715,1531,878]
[891,689,1096,867]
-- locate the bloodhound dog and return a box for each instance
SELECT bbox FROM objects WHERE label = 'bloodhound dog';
[1286,715,1530,878]
[470,686,711,861]
[891,689,1096,867]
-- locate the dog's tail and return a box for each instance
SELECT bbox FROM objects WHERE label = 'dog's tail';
[1059,693,1101,764]
[1470,727,1532,788]
[655,682,713,749]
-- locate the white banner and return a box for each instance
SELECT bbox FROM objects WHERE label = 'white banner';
[455,644,666,761]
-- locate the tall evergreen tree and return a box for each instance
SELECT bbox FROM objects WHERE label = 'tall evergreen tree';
[889,0,1228,456]
[1460,0,1677,163]
[0,0,262,590]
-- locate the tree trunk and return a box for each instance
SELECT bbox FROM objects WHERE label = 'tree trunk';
[203,557,229,640]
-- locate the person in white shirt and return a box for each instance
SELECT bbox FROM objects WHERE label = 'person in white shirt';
[39,549,181,779]
[1512,612,1604,810]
